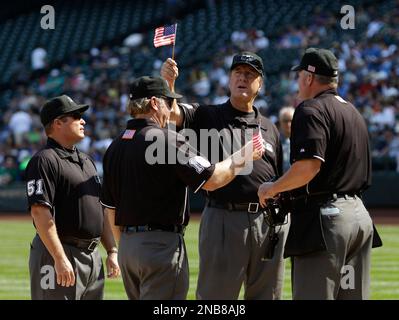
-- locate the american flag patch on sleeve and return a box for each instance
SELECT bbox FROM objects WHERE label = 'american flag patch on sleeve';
[122,129,136,140]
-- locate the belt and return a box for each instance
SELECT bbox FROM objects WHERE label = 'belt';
[121,224,185,234]
[59,236,100,252]
[291,192,360,203]
[207,199,261,213]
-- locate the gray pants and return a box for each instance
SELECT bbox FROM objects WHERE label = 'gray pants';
[29,234,104,300]
[292,196,373,300]
[196,206,289,300]
[118,230,188,300]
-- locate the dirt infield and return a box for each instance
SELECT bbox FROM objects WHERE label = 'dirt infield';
[0,213,30,221]
[1,208,398,224]
[370,208,399,225]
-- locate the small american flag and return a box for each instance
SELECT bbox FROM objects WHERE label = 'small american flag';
[252,127,265,153]
[307,65,316,72]
[153,24,176,48]
[122,129,136,140]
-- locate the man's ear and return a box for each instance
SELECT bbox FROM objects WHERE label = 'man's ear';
[150,96,159,111]
[307,73,315,86]
[257,81,262,94]
[52,118,62,127]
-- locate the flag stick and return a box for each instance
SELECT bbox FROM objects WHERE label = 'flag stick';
[171,23,177,60]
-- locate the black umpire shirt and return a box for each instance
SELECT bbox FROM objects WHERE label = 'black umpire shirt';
[25,138,103,239]
[100,118,215,227]
[179,100,282,203]
[290,88,371,195]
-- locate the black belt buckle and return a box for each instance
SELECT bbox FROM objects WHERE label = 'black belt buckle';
[248,202,259,213]
[87,239,99,251]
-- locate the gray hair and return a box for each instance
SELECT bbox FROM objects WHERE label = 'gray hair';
[303,70,338,87]
[314,74,338,86]
[126,97,152,116]
[279,106,295,121]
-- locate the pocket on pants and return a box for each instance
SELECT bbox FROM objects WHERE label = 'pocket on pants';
[320,205,342,220]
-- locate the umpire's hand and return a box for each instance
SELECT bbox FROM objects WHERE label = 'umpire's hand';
[106,252,120,279]
[258,182,278,208]
[54,256,75,287]
[161,58,179,88]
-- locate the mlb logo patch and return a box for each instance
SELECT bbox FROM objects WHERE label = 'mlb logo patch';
[307,65,316,72]
[122,129,136,140]
[265,142,274,153]
[188,156,211,174]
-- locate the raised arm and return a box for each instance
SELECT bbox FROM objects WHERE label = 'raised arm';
[161,58,184,127]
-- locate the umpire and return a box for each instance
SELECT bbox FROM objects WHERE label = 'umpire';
[258,48,382,300]
[100,76,262,300]
[162,52,287,300]
[26,95,120,300]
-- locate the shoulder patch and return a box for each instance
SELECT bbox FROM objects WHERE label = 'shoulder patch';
[188,156,211,174]
[122,129,136,140]
[265,142,274,153]
[334,95,347,104]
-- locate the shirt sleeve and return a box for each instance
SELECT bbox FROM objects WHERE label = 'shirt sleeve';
[100,148,116,209]
[178,103,200,129]
[25,154,57,210]
[290,105,328,163]
[274,127,283,177]
[170,131,215,193]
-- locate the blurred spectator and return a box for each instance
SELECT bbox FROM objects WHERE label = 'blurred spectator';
[0,155,18,186]
[212,85,228,105]
[8,109,32,146]
[0,0,398,181]
[31,46,48,78]
[123,33,144,48]
[278,106,295,173]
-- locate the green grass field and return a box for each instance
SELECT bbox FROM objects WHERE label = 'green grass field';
[0,220,398,300]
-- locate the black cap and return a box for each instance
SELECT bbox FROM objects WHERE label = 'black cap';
[40,95,89,126]
[129,76,183,100]
[291,47,338,77]
[230,51,264,77]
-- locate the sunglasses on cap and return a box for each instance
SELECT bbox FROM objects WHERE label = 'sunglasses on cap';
[235,54,259,63]
[233,55,263,69]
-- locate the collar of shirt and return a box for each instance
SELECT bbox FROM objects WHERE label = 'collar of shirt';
[313,88,338,99]
[126,118,160,129]
[47,137,81,163]
[224,100,261,128]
